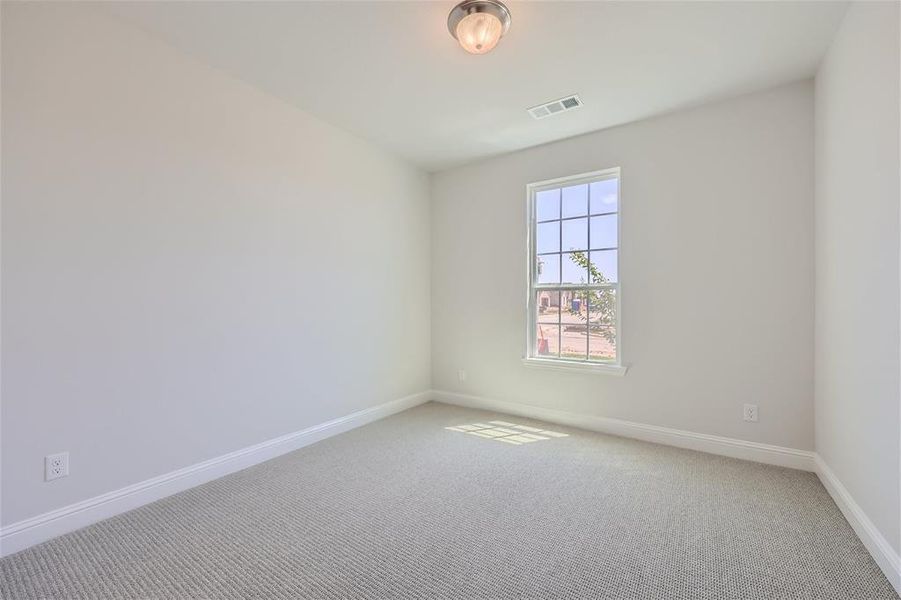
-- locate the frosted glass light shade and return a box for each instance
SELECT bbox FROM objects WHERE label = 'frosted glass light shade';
[447,1,511,55]
[455,12,503,54]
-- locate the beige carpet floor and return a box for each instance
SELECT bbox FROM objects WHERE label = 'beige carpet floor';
[1,401,896,599]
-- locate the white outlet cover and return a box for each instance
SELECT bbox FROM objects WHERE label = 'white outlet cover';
[743,404,759,423]
[45,452,69,481]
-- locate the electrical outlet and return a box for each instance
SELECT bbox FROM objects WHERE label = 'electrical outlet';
[45,452,69,481]
[457,369,467,382]
[743,404,759,423]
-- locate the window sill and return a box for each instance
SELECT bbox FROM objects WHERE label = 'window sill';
[521,357,628,377]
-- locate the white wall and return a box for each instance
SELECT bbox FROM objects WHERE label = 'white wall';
[431,81,814,450]
[0,3,430,526]
[814,1,900,555]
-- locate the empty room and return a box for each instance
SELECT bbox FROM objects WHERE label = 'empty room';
[1,1,899,598]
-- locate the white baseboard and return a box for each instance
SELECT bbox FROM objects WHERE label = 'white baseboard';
[431,389,816,471]
[0,391,430,558]
[814,454,901,594]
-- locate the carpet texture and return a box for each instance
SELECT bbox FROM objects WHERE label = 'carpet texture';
[1,402,896,599]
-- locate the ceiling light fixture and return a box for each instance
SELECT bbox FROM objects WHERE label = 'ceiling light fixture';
[447,0,512,55]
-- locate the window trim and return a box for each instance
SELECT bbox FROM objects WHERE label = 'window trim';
[524,167,626,374]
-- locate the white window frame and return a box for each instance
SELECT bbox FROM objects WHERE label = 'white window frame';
[523,167,627,376]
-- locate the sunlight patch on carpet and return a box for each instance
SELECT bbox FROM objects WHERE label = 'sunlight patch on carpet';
[444,420,569,445]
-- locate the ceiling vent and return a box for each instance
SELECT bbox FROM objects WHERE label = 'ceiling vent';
[527,94,582,120]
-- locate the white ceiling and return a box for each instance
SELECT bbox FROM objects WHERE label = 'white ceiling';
[104,1,848,172]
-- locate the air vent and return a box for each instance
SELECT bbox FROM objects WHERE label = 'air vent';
[528,94,582,120]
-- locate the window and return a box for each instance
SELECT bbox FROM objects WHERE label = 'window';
[526,168,623,372]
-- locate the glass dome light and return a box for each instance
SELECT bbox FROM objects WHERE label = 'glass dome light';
[448,0,511,55]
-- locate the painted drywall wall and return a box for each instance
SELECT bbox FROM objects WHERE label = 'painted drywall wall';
[431,81,814,451]
[814,2,900,553]
[1,3,430,526]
